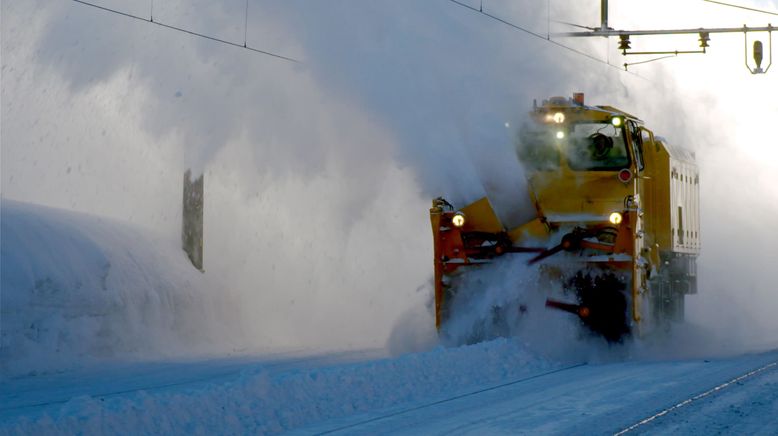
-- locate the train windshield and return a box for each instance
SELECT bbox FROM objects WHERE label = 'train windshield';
[566,122,629,171]
[517,122,630,172]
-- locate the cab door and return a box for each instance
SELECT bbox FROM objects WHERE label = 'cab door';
[626,122,647,326]
[636,126,657,248]
[635,126,663,330]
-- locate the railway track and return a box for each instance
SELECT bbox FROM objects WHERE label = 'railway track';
[315,362,589,435]
[615,356,778,434]
[304,348,778,435]
[4,346,778,434]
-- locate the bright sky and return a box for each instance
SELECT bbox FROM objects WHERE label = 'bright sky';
[610,0,778,164]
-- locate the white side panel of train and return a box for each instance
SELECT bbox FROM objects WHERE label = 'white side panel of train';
[669,157,701,255]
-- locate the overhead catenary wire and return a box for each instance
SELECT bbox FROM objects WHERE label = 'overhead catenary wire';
[71,0,300,63]
[446,0,649,80]
[623,54,678,70]
[449,0,550,41]
[553,19,598,31]
[704,0,778,16]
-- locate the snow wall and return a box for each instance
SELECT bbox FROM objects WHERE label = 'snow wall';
[0,199,246,375]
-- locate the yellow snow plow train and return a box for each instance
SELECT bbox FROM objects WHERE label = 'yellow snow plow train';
[430,94,700,342]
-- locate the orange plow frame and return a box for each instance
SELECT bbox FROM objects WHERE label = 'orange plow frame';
[431,199,643,330]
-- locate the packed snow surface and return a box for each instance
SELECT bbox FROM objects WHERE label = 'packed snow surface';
[1,339,561,435]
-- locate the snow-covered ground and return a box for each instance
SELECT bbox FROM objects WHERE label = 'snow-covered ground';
[3,336,777,434]
[3,199,778,435]
[5,343,777,435]
[300,349,778,435]
[0,339,556,434]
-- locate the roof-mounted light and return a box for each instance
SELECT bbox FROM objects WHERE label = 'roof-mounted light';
[611,116,624,127]
[573,93,585,105]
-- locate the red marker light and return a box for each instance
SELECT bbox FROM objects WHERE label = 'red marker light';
[618,169,633,183]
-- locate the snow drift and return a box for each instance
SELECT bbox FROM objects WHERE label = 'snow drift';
[0,199,244,375]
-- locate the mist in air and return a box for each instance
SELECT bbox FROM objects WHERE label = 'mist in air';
[2,0,776,358]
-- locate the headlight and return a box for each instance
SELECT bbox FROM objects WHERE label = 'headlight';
[611,116,623,127]
[553,112,565,123]
[609,212,623,225]
[555,131,565,139]
[452,212,466,228]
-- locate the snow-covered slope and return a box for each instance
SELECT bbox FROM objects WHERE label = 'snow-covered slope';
[0,199,242,375]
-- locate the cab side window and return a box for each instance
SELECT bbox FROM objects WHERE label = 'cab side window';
[641,128,655,152]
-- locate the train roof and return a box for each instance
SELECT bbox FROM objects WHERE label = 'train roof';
[656,136,697,164]
[595,105,642,123]
[536,96,643,124]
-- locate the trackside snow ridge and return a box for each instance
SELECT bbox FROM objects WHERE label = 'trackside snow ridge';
[0,199,240,376]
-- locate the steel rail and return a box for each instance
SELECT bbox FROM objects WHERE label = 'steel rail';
[315,362,588,435]
[614,359,778,435]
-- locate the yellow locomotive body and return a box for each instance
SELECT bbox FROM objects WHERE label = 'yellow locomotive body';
[430,94,700,341]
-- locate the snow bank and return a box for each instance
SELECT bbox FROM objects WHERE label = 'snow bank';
[0,338,557,435]
[0,199,241,376]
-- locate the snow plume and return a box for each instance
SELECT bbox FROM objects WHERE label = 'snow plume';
[678,119,778,356]
[1,0,610,361]
[2,0,777,369]
[432,255,627,363]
